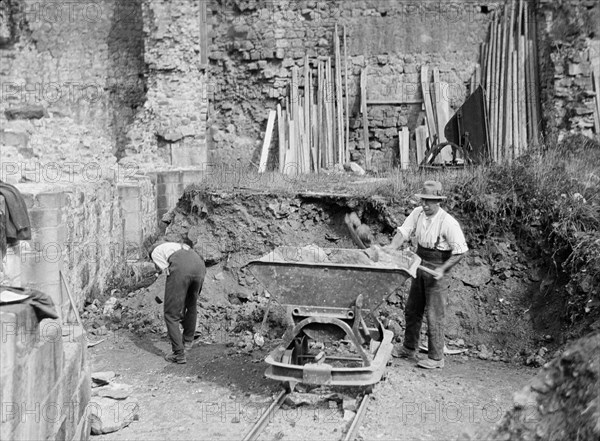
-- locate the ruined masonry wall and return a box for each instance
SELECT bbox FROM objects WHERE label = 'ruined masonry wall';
[538,0,600,142]
[1,175,156,322]
[0,307,90,441]
[208,0,502,170]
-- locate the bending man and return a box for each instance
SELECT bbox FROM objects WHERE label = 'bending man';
[148,236,206,364]
[388,181,468,369]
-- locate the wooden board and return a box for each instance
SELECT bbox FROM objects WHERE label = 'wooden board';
[399,127,410,169]
[343,25,350,164]
[420,66,437,146]
[432,68,452,163]
[361,68,370,169]
[277,104,285,172]
[415,125,428,165]
[258,110,276,173]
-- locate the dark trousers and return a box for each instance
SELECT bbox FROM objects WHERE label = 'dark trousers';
[164,249,206,355]
[403,247,449,361]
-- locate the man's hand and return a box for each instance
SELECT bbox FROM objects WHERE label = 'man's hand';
[433,267,445,280]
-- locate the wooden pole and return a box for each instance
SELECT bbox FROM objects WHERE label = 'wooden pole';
[334,24,344,165]
[420,66,437,146]
[258,110,276,173]
[524,1,533,145]
[303,56,310,173]
[343,25,350,164]
[504,0,516,162]
[518,34,527,155]
[277,104,284,172]
[530,4,541,145]
[511,50,518,162]
[326,57,335,168]
[485,14,495,160]
[493,14,502,161]
[360,67,370,169]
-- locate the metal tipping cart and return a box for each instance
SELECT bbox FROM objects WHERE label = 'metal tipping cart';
[246,246,419,389]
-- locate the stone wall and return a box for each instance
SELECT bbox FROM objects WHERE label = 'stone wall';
[0,174,157,321]
[0,0,145,153]
[537,0,600,143]
[0,306,90,441]
[207,0,501,169]
[121,0,209,169]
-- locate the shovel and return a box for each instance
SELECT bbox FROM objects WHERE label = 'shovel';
[368,247,444,279]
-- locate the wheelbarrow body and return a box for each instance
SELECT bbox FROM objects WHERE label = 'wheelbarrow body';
[246,247,417,388]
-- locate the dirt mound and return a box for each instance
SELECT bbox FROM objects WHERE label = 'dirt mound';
[470,330,600,441]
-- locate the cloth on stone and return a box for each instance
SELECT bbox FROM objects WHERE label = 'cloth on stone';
[0,285,59,321]
[0,181,32,254]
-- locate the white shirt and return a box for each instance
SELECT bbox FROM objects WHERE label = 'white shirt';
[151,242,191,271]
[397,207,468,255]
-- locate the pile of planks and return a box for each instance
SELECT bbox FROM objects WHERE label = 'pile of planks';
[260,25,348,175]
[479,0,540,163]
[413,65,455,166]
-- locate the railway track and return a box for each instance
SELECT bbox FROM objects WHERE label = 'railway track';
[241,388,371,441]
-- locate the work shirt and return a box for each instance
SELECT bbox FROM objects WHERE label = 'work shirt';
[151,242,191,271]
[397,207,468,255]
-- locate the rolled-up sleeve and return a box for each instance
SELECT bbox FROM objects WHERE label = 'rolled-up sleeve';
[443,219,469,255]
[397,208,421,241]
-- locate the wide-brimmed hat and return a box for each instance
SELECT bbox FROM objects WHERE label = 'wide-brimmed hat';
[415,181,447,200]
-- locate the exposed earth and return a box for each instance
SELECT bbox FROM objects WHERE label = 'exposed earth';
[83,188,598,440]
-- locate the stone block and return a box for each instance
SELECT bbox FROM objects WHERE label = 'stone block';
[28,208,63,229]
[21,251,62,284]
[156,171,182,185]
[0,130,30,148]
[30,226,66,248]
[5,105,48,120]
[35,192,67,210]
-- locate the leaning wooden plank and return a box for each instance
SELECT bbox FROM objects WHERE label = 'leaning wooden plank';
[298,102,306,174]
[493,13,503,161]
[523,1,533,145]
[317,61,324,169]
[343,25,350,164]
[518,35,527,155]
[326,57,335,168]
[530,5,541,145]
[287,119,296,175]
[589,41,600,135]
[303,56,311,173]
[360,67,370,169]
[258,110,276,173]
[277,104,285,172]
[420,65,438,145]
[592,69,600,136]
[432,68,452,163]
[335,24,344,165]
[399,127,410,169]
[488,12,498,161]
[415,125,428,165]
[312,102,318,172]
[511,50,518,162]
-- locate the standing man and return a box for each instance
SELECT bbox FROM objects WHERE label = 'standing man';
[388,181,468,369]
[148,236,206,364]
